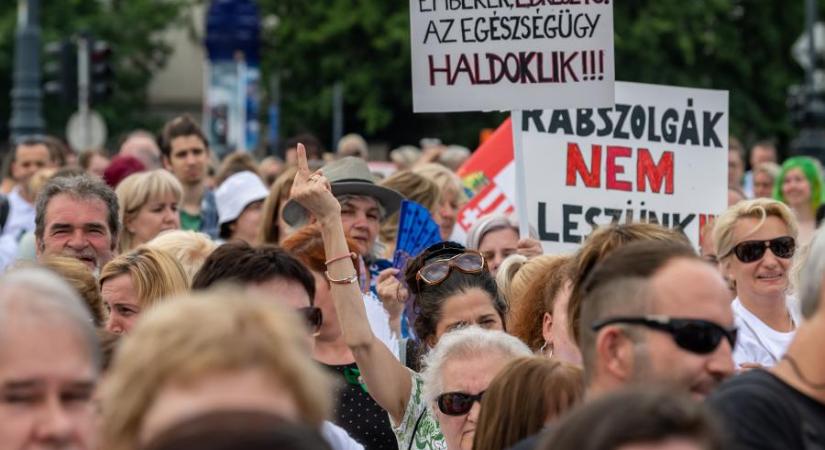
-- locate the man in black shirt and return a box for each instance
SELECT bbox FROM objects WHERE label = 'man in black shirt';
[709,230,825,449]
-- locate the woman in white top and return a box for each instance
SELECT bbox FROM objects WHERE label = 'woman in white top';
[714,198,800,368]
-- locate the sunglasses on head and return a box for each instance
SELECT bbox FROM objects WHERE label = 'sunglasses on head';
[725,236,795,263]
[298,306,323,336]
[436,391,485,416]
[416,251,486,287]
[591,315,737,355]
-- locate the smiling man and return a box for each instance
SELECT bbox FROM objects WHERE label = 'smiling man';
[35,175,119,273]
[579,239,736,400]
[0,268,100,450]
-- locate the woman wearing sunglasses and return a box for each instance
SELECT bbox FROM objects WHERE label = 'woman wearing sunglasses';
[714,198,801,368]
[288,144,531,450]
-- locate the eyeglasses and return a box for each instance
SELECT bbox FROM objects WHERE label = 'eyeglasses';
[725,236,795,263]
[591,315,737,355]
[436,391,485,416]
[416,251,486,287]
[298,306,323,336]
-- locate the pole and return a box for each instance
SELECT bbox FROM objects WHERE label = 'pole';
[332,81,344,150]
[9,0,44,140]
[806,0,817,93]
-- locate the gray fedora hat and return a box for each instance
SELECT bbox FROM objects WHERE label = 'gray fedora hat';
[282,156,405,226]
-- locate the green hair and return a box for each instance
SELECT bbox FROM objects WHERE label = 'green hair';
[773,156,825,213]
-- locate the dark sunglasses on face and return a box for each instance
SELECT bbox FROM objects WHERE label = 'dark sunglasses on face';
[416,251,486,287]
[436,391,485,416]
[591,315,737,355]
[725,236,795,263]
[298,306,323,336]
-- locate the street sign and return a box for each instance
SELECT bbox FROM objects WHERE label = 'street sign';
[66,109,106,151]
[793,22,825,69]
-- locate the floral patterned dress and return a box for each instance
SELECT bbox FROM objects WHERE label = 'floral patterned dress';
[392,370,446,450]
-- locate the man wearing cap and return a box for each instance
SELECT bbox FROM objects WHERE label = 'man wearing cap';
[215,171,269,245]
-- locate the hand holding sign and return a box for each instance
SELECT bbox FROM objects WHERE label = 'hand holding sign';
[290,143,340,223]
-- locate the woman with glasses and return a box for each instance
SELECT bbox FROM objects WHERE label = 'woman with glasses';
[714,198,800,368]
[288,144,531,450]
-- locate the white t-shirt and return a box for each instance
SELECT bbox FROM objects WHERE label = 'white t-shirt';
[321,421,365,450]
[731,297,798,367]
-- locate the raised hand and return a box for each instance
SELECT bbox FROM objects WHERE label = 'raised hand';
[290,143,340,222]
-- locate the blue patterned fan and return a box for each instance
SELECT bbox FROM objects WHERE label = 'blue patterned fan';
[392,200,442,271]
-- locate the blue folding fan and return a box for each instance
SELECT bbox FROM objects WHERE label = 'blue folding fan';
[392,200,442,272]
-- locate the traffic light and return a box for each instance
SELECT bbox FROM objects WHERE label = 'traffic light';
[43,39,77,106]
[89,39,113,104]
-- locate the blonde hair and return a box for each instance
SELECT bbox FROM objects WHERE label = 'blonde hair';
[116,170,183,252]
[713,198,798,261]
[258,166,298,245]
[99,247,189,310]
[413,163,468,205]
[99,289,333,450]
[495,253,528,307]
[39,255,105,326]
[145,230,217,285]
[378,171,441,250]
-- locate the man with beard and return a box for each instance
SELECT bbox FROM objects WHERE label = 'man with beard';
[579,240,736,399]
[35,175,119,274]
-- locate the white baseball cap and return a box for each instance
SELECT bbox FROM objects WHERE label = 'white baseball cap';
[216,171,269,225]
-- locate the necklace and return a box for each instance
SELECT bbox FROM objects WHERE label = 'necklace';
[782,354,825,390]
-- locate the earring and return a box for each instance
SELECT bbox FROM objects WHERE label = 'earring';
[539,341,554,359]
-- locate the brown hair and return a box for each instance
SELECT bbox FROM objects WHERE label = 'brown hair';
[159,115,208,159]
[100,289,333,450]
[258,166,298,245]
[79,149,109,170]
[215,152,259,187]
[509,255,572,351]
[567,223,689,344]
[40,255,105,326]
[473,357,584,450]
[538,386,725,450]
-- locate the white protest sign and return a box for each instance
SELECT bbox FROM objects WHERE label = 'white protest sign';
[515,81,728,253]
[409,0,615,113]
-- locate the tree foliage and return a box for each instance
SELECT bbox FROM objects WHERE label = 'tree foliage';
[262,0,818,152]
[0,0,192,146]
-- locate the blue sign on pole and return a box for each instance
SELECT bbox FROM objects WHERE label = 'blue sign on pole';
[204,0,261,156]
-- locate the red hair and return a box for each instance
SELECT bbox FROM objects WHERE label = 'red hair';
[281,225,360,276]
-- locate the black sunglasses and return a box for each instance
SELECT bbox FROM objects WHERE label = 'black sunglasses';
[298,306,323,336]
[436,391,485,416]
[725,236,795,263]
[591,315,737,355]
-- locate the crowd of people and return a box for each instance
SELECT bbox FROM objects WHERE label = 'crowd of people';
[0,118,823,450]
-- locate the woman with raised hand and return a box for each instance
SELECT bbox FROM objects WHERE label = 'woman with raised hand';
[289,144,531,450]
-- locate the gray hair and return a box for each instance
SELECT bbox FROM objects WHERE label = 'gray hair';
[35,175,120,247]
[421,327,531,405]
[466,214,537,250]
[0,268,101,371]
[798,223,825,318]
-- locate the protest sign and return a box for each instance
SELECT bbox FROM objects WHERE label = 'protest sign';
[456,118,517,236]
[409,0,615,112]
[515,81,728,253]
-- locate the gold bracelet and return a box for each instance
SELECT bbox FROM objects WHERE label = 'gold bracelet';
[325,271,358,285]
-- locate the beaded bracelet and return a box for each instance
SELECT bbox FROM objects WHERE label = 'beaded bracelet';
[325,251,357,266]
[324,271,358,285]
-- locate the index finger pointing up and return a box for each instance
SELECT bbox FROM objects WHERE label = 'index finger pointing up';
[296,143,310,174]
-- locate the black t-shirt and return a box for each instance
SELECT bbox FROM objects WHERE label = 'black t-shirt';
[708,369,825,450]
[325,363,397,450]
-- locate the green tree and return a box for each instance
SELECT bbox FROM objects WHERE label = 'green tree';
[0,0,192,147]
[262,0,817,152]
